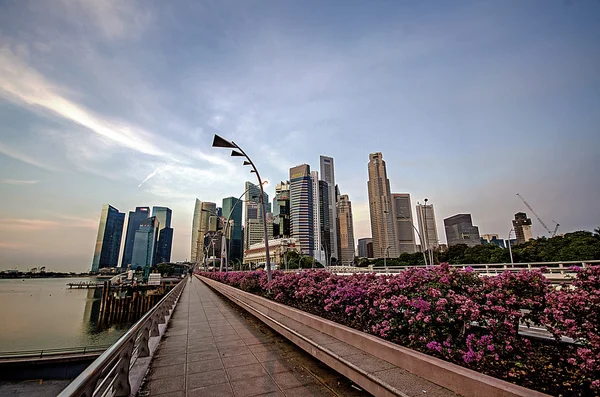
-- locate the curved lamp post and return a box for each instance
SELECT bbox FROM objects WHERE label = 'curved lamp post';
[507,229,515,264]
[384,245,392,271]
[212,134,272,283]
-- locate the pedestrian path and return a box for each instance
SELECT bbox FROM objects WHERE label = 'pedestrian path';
[138,277,370,397]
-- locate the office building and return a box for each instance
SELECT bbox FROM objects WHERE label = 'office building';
[310,171,324,262]
[152,206,173,264]
[273,181,290,238]
[337,194,355,266]
[222,197,243,262]
[416,203,439,251]
[320,156,338,262]
[243,238,299,267]
[481,233,506,248]
[121,207,150,267]
[132,216,159,274]
[444,214,481,247]
[318,179,331,265]
[245,218,273,250]
[91,204,125,272]
[392,193,416,253]
[290,164,314,256]
[244,181,270,250]
[357,238,373,258]
[190,199,217,263]
[512,212,533,245]
[367,152,398,258]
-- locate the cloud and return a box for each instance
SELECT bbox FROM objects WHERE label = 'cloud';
[0,45,165,157]
[0,141,59,171]
[138,167,162,187]
[0,219,60,231]
[0,242,31,250]
[0,179,39,185]
[56,215,98,229]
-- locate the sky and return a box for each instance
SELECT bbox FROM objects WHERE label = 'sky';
[1,0,599,272]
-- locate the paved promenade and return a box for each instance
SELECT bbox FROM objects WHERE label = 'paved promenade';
[138,277,370,397]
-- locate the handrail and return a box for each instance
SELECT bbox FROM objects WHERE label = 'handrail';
[0,345,111,359]
[58,277,186,397]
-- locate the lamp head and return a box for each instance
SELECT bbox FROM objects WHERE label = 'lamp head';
[212,134,236,148]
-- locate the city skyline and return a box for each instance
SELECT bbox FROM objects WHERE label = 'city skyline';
[1,1,599,271]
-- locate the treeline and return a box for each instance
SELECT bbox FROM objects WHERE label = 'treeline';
[364,230,600,266]
[0,271,88,279]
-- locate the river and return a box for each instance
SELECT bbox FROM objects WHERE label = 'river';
[0,277,130,353]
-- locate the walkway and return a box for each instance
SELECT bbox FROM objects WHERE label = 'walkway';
[138,278,370,397]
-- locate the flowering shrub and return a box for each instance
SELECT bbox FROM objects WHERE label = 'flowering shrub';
[199,264,600,395]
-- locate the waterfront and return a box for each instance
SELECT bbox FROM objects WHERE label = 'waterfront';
[0,277,129,353]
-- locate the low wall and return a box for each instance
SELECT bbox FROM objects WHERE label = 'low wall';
[200,276,548,397]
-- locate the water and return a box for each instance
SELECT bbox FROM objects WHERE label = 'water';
[0,277,130,353]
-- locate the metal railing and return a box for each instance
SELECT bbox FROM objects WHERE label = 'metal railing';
[58,277,186,397]
[0,345,111,360]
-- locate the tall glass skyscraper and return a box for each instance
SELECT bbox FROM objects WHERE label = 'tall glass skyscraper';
[273,181,290,238]
[190,199,217,263]
[222,197,243,262]
[152,206,173,263]
[290,164,314,256]
[91,204,125,272]
[320,156,338,261]
[121,207,150,267]
[132,216,159,273]
[244,181,270,249]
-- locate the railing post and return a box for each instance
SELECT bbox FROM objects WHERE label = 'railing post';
[138,324,151,357]
[150,314,160,337]
[113,338,134,397]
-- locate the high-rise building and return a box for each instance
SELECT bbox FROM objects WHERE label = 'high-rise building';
[392,193,416,253]
[337,194,355,266]
[444,214,481,247]
[367,152,398,259]
[416,203,439,251]
[121,207,150,267]
[320,156,338,262]
[318,179,331,265]
[512,212,533,245]
[481,233,506,248]
[244,182,270,250]
[152,206,173,264]
[290,164,314,256]
[91,204,125,272]
[132,216,159,273]
[357,237,373,258]
[222,197,243,262]
[190,200,217,263]
[310,171,323,262]
[273,181,290,238]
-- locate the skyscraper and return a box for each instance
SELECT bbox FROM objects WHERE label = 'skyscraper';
[416,203,439,251]
[444,214,481,247]
[320,156,338,261]
[290,164,313,256]
[337,194,355,266]
[318,179,331,265]
[244,181,270,250]
[512,212,533,245]
[367,152,398,259]
[152,206,173,263]
[273,181,290,238]
[132,216,159,277]
[121,207,150,267]
[357,237,373,258]
[222,197,243,262]
[91,204,125,272]
[190,199,217,263]
[392,194,416,253]
[310,171,323,261]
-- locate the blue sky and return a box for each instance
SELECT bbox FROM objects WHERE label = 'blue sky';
[1,0,599,271]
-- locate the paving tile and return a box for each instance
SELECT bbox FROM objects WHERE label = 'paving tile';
[147,375,185,394]
[214,333,242,342]
[222,353,259,368]
[217,339,247,349]
[188,382,234,397]
[153,354,186,367]
[261,359,294,375]
[151,390,185,397]
[230,376,279,397]
[187,368,228,389]
[219,346,252,358]
[187,357,225,374]
[187,349,221,363]
[148,363,185,380]
[253,350,282,363]
[187,342,218,353]
[225,363,269,381]
[248,343,280,353]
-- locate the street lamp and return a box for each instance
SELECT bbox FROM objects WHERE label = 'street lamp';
[507,229,515,264]
[212,134,272,283]
[423,198,434,267]
[384,245,391,271]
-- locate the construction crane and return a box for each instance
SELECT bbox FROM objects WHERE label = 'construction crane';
[516,193,560,237]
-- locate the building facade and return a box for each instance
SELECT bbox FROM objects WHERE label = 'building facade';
[337,194,355,266]
[222,197,243,262]
[273,181,290,238]
[481,233,506,248]
[243,238,299,266]
[290,164,314,256]
[310,171,324,262]
[318,179,331,265]
[512,212,533,245]
[91,204,125,272]
[367,152,398,259]
[444,214,481,247]
[152,206,173,264]
[416,203,439,251]
[190,200,217,263]
[121,206,150,267]
[392,193,416,253]
[357,237,373,258]
[244,181,270,250]
[132,216,159,272]
[320,156,339,262]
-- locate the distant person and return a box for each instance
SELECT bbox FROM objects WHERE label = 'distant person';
[188,268,193,281]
